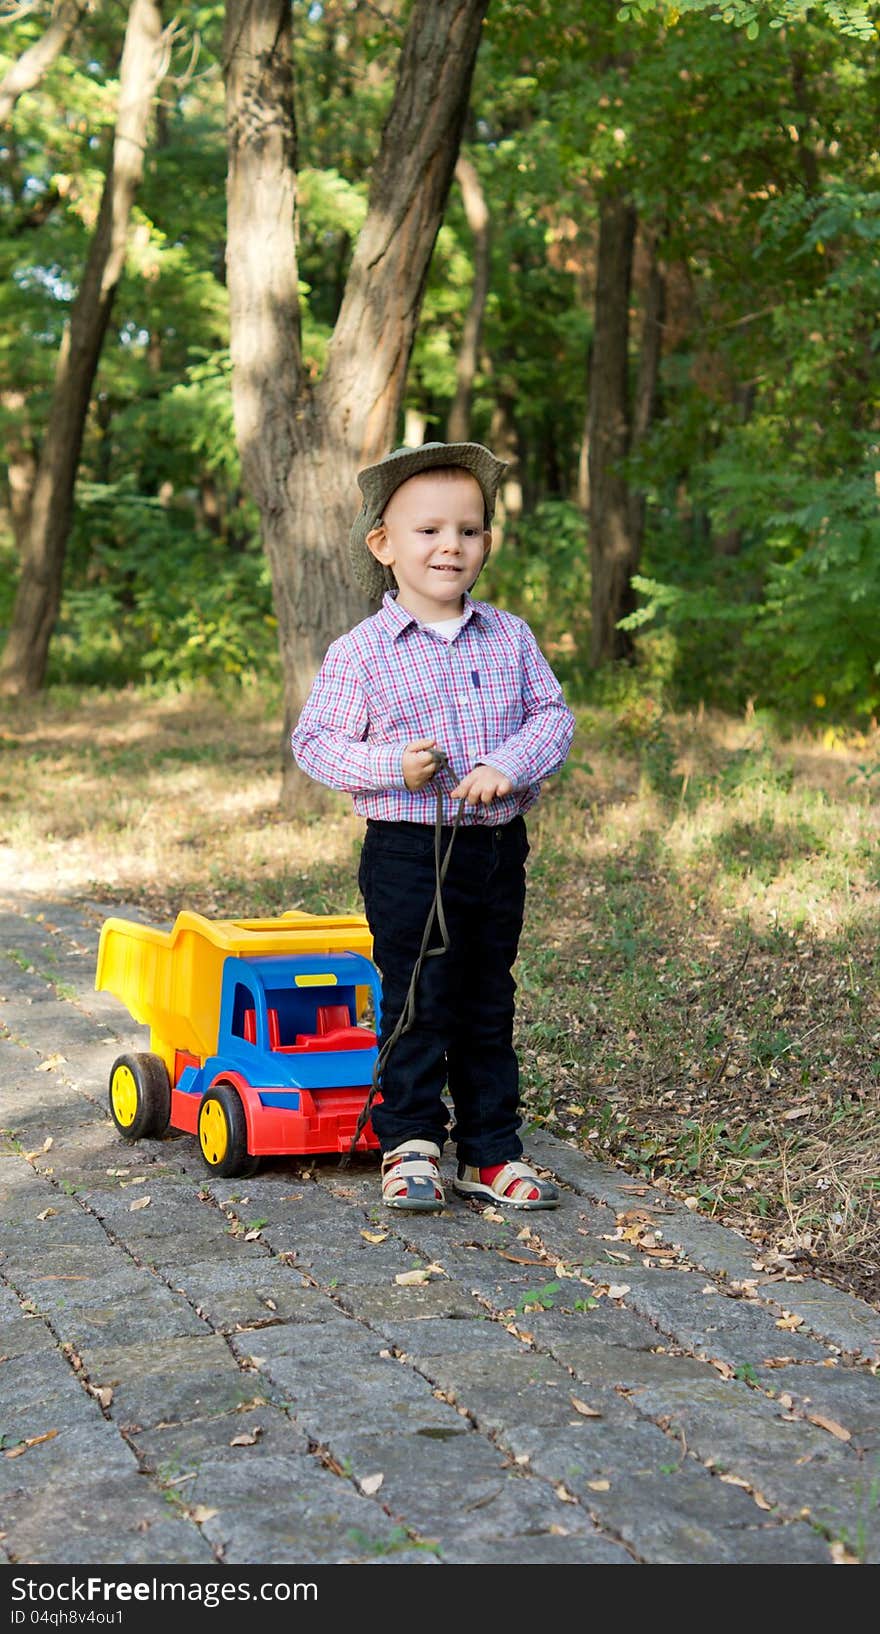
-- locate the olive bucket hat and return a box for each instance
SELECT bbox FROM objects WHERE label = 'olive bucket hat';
[348,440,508,602]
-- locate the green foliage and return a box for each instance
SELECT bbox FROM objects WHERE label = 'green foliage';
[480,500,590,694]
[52,480,276,687]
[2,0,879,719]
[619,1,878,40]
[515,1281,562,1312]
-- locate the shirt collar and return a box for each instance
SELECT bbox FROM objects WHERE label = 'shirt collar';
[377,590,488,640]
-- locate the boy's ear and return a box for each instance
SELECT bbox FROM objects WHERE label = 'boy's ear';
[365,523,393,564]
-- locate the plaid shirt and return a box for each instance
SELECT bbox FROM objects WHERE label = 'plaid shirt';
[291,592,576,826]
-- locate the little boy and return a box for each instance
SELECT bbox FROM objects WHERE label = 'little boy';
[291,441,575,1213]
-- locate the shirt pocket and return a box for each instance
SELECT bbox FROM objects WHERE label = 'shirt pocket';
[459,657,522,751]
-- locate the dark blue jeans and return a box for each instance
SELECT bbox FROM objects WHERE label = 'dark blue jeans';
[358,816,529,1167]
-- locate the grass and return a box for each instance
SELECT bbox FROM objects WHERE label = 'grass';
[1,680,878,1308]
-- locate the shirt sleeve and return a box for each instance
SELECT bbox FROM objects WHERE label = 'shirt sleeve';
[478,622,576,789]
[290,641,409,793]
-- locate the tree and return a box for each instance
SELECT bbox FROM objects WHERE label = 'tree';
[223,0,490,809]
[0,0,169,696]
[587,189,638,665]
[0,0,89,127]
[446,153,491,442]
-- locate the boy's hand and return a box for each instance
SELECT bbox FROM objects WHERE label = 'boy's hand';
[449,764,513,805]
[403,738,444,790]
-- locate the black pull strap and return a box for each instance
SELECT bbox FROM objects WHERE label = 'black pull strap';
[339,750,464,1168]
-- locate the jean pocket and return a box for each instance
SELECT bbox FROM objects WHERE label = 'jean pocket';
[364,822,437,862]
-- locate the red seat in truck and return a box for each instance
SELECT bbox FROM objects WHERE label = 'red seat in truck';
[295,1004,375,1051]
[242,1008,281,1046]
[243,1004,375,1052]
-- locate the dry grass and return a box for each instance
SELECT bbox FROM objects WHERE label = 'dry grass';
[2,683,878,1308]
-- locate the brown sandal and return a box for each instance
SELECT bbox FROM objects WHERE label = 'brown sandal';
[454,1159,559,1210]
[381,1140,445,1212]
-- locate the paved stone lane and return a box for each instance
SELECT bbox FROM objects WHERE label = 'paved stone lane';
[1,893,878,1566]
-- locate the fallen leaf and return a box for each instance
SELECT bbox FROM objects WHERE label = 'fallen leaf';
[244,1228,262,1242]
[570,1398,602,1418]
[358,1472,384,1495]
[775,1311,805,1331]
[36,1208,57,1221]
[554,1483,577,1503]
[129,1196,151,1211]
[89,1386,113,1409]
[360,1229,388,1244]
[188,1506,218,1525]
[482,1207,505,1223]
[781,1107,811,1120]
[708,1358,735,1379]
[4,1429,59,1458]
[43,1137,54,1150]
[394,1268,431,1285]
[36,1054,66,1071]
[720,1473,750,1489]
[586,1479,610,1492]
[230,1427,263,1446]
[753,1490,772,1511]
[603,1250,632,1263]
[606,1283,630,1301]
[263,1299,277,1312]
[807,1413,851,1442]
[728,1280,760,1299]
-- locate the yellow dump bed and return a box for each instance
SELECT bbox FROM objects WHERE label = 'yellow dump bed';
[95,910,374,1070]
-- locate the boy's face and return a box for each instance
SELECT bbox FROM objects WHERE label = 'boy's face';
[365,470,490,622]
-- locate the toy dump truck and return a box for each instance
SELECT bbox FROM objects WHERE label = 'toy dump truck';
[95,910,382,1177]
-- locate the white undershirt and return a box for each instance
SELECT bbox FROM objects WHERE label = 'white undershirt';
[423,615,466,641]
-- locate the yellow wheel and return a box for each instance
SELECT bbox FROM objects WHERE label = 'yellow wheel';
[197,1082,258,1179]
[110,1061,138,1129]
[108,1053,170,1141]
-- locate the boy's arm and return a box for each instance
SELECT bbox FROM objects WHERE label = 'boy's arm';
[477,624,576,789]
[291,645,409,793]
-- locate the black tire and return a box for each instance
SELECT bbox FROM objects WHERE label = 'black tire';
[109,1052,171,1141]
[197,1081,259,1179]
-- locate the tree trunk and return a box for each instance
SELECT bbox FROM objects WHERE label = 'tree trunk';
[446,153,490,443]
[1,390,38,554]
[223,0,490,812]
[0,0,168,697]
[627,224,665,551]
[488,392,521,550]
[587,190,637,668]
[0,0,88,126]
